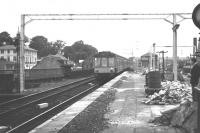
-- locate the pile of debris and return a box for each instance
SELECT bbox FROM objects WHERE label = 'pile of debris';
[149,99,197,133]
[144,81,192,105]
[145,81,198,132]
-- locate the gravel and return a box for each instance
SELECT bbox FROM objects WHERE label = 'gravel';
[59,88,117,133]
[22,77,86,95]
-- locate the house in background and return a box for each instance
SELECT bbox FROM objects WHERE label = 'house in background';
[0,45,37,69]
[0,59,15,70]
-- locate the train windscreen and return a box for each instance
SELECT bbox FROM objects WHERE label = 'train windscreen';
[101,58,107,67]
[94,58,101,67]
[108,58,115,67]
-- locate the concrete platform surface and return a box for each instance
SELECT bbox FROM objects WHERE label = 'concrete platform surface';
[99,72,184,133]
[30,72,185,133]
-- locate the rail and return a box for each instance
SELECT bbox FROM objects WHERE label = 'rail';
[6,84,98,133]
[0,77,95,118]
[0,76,95,107]
[0,76,96,130]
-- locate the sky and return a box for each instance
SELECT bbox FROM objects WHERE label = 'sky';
[0,0,200,58]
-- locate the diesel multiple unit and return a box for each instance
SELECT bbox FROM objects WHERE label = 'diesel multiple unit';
[94,51,130,80]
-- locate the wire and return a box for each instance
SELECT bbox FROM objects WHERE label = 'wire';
[24,13,192,16]
[31,17,166,21]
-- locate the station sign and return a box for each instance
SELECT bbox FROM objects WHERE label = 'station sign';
[192,3,200,29]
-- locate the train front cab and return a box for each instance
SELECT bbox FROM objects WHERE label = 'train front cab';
[94,56,117,81]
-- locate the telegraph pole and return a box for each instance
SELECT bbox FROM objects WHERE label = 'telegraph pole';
[14,32,20,92]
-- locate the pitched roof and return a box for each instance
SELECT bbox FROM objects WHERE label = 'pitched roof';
[141,52,157,57]
[0,45,15,50]
[94,51,116,57]
[43,54,68,61]
[25,46,37,51]
[0,45,37,51]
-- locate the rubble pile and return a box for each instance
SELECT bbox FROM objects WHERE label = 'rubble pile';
[149,100,197,133]
[144,81,192,105]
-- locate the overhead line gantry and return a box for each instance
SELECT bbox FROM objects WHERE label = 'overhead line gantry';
[18,13,192,92]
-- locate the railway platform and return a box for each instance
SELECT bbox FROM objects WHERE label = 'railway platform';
[30,72,185,133]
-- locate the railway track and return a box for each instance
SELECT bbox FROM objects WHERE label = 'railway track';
[0,76,98,132]
[0,76,95,113]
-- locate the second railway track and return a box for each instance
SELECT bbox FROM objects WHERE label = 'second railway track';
[0,76,98,132]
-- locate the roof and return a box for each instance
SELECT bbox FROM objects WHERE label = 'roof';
[33,54,69,69]
[141,52,157,57]
[0,45,37,51]
[42,54,68,61]
[25,46,37,51]
[0,45,15,50]
[94,51,128,60]
[94,51,116,57]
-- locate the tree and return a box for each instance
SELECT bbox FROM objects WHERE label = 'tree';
[49,40,66,55]
[63,40,98,63]
[63,46,73,59]
[0,31,13,46]
[23,35,29,43]
[29,36,50,58]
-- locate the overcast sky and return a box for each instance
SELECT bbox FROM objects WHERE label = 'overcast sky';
[0,0,200,58]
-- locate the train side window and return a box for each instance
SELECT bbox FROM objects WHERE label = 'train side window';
[101,58,107,67]
[108,58,114,67]
[94,58,101,67]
